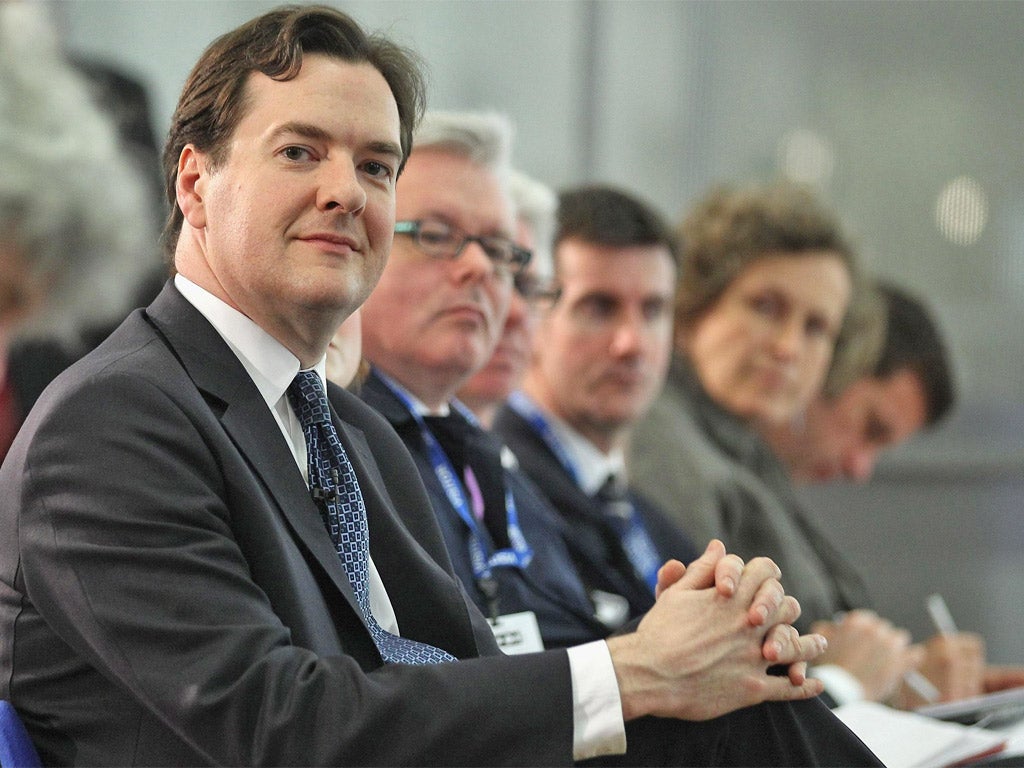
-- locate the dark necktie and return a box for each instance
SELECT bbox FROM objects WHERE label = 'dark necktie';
[596,474,662,593]
[287,370,455,664]
[422,414,511,546]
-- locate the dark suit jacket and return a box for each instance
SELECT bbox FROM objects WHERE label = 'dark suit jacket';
[493,405,702,621]
[0,284,574,766]
[359,372,608,649]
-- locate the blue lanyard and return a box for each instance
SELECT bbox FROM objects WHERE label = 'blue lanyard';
[507,390,661,593]
[506,391,581,484]
[376,373,533,603]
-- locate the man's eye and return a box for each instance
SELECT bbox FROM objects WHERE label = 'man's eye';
[421,230,455,246]
[363,160,393,180]
[281,146,313,162]
[577,296,615,320]
[805,316,832,339]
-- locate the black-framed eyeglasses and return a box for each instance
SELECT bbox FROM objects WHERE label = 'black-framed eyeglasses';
[513,272,561,304]
[394,219,532,276]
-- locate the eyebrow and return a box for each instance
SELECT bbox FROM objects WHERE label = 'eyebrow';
[268,121,404,163]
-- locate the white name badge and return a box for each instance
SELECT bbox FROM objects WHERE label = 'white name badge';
[487,610,544,655]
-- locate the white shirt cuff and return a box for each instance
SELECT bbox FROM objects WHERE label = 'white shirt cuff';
[812,664,866,706]
[567,640,627,760]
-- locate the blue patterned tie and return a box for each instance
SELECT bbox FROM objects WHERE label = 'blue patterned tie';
[287,370,456,664]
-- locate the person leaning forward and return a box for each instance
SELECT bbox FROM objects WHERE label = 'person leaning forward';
[0,5,879,766]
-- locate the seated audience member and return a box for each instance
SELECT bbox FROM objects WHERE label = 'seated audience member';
[0,2,153,461]
[456,169,558,427]
[360,112,695,643]
[629,180,871,625]
[626,181,1006,707]
[356,109,878,762]
[625,182,933,703]
[763,280,954,484]
[492,186,702,618]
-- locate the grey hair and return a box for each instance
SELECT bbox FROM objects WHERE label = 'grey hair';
[508,170,556,282]
[413,110,514,174]
[0,3,155,337]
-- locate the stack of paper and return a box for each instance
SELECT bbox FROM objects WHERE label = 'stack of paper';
[834,700,1007,768]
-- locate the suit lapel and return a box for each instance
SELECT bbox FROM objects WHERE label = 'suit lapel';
[496,406,656,612]
[144,284,362,613]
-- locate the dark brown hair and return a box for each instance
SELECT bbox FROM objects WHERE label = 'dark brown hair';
[554,185,678,271]
[873,281,955,425]
[161,4,426,258]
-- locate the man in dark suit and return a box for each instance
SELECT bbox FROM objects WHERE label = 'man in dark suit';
[0,7,878,766]
[493,186,720,621]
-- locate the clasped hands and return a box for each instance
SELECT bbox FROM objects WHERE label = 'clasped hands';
[607,539,826,723]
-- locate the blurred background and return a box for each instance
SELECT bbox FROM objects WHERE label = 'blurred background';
[48,0,1022,660]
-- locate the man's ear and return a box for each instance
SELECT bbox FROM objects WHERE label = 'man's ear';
[176,145,209,230]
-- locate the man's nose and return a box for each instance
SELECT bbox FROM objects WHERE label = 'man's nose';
[452,239,503,283]
[318,158,367,214]
[610,315,644,356]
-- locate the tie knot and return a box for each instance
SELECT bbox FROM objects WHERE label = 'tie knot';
[597,473,627,502]
[288,370,331,428]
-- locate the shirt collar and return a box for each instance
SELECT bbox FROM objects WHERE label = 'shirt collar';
[174,274,326,408]
[542,406,626,496]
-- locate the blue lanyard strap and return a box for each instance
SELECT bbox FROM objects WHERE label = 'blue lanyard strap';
[506,390,581,484]
[508,390,661,593]
[376,373,533,594]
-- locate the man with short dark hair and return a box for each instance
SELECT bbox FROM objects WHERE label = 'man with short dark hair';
[495,184,701,627]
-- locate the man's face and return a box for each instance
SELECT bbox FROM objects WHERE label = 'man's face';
[788,368,929,482]
[684,252,851,426]
[178,55,401,360]
[525,238,675,452]
[360,148,514,407]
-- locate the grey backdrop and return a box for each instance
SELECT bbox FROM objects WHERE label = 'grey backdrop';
[50,0,1023,662]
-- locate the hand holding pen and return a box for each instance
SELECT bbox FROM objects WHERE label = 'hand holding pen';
[812,609,925,703]
[919,594,986,702]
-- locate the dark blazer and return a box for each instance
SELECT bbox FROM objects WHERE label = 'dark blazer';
[493,405,703,621]
[359,372,608,649]
[0,284,574,766]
